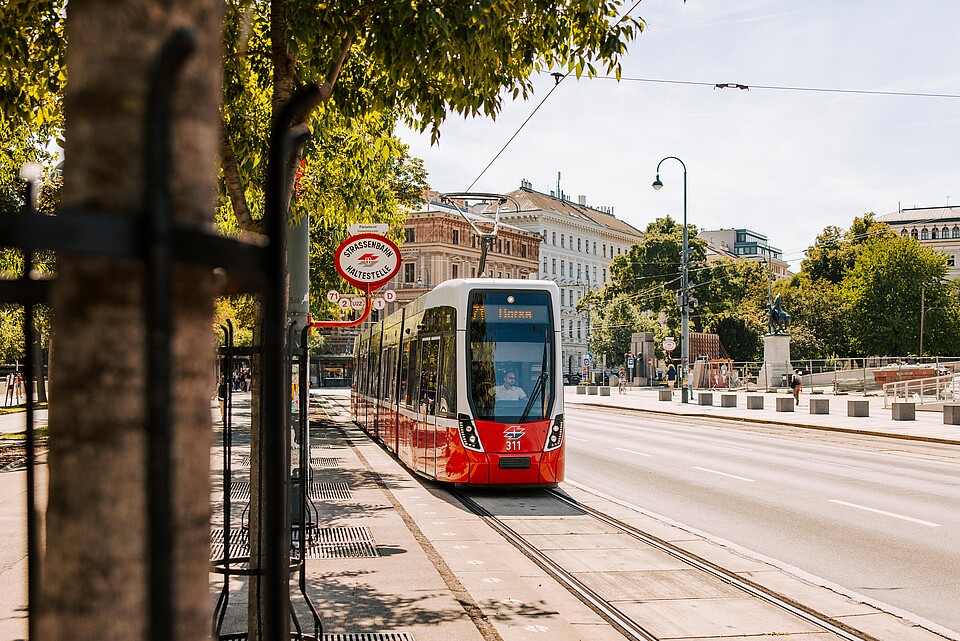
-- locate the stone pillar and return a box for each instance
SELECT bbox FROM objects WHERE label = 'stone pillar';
[757,334,791,389]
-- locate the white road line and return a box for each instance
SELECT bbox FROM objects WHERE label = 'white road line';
[615,447,652,457]
[804,458,873,472]
[693,466,755,482]
[715,444,756,452]
[567,436,588,442]
[828,499,941,528]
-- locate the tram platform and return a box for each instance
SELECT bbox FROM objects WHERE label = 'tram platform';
[564,385,960,446]
[207,388,956,641]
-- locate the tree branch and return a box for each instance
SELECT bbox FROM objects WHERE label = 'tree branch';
[220,121,257,232]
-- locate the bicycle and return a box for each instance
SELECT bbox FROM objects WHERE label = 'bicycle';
[618,374,627,394]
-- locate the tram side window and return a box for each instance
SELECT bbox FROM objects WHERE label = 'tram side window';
[399,341,411,405]
[419,338,440,415]
[405,339,421,408]
[370,334,382,398]
[437,334,457,417]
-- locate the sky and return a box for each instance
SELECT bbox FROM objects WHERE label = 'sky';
[396,1,960,271]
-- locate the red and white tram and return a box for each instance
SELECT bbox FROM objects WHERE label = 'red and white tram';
[351,279,564,486]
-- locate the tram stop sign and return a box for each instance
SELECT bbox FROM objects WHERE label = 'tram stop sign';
[663,337,677,352]
[334,233,401,290]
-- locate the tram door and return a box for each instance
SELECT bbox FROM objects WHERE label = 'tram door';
[417,337,440,477]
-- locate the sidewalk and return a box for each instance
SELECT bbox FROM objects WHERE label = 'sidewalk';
[564,385,960,445]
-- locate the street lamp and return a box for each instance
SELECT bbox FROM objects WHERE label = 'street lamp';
[653,156,690,403]
[416,265,430,287]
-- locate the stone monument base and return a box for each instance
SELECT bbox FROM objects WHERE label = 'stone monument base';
[758,334,791,389]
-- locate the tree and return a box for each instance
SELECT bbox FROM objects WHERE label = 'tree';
[802,213,895,284]
[706,313,763,362]
[587,295,640,366]
[38,4,221,641]
[839,236,960,356]
[777,273,851,359]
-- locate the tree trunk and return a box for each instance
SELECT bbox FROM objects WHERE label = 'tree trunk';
[38,3,222,641]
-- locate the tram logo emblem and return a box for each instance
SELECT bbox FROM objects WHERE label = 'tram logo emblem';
[357,253,380,266]
[503,426,525,440]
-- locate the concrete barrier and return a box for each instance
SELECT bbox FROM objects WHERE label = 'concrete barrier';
[576,385,586,394]
[776,397,794,412]
[586,386,598,395]
[944,404,960,425]
[891,402,915,421]
[809,398,830,415]
[599,386,611,396]
[720,394,737,407]
[658,389,673,401]
[697,392,713,406]
[746,395,764,410]
[847,399,869,417]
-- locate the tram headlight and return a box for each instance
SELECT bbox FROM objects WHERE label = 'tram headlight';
[545,413,564,451]
[458,413,484,452]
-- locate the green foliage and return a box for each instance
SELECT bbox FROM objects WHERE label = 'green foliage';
[587,295,639,366]
[802,213,895,284]
[776,273,851,359]
[706,313,763,362]
[839,236,960,356]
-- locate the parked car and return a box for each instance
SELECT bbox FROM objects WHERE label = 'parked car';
[563,373,582,386]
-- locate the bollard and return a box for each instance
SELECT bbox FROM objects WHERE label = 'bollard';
[847,399,869,417]
[720,394,737,407]
[776,397,794,412]
[658,388,673,401]
[586,386,598,395]
[944,403,960,425]
[746,395,764,410]
[809,398,830,415]
[891,402,915,421]
[599,386,611,396]
[576,385,586,394]
[697,392,713,406]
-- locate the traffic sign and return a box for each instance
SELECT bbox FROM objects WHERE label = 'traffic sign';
[663,337,677,352]
[583,354,591,365]
[627,357,635,367]
[334,233,401,289]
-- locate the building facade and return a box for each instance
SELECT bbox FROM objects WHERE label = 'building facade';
[498,180,645,377]
[697,228,790,278]
[877,206,960,279]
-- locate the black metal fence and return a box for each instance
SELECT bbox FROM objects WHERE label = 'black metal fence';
[0,28,312,641]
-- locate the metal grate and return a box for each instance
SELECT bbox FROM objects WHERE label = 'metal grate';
[239,454,250,468]
[212,526,379,560]
[219,633,415,641]
[310,457,342,468]
[499,457,531,469]
[229,481,251,501]
[293,526,379,559]
[210,528,249,562]
[310,482,352,501]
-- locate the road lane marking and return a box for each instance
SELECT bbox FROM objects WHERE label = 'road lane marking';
[615,447,652,457]
[567,436,588,442]
[693,466,755,482]
[804,458,873,472]
[828,499,941,527]
[716,444,756,452]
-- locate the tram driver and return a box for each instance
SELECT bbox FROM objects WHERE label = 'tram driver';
[490,369,528,401]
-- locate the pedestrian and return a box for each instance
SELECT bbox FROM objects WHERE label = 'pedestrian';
[14,371,23,405]
[790,369,802,404]
[217,375,228,420]
[3,372,14,407]
[665,363,677,395]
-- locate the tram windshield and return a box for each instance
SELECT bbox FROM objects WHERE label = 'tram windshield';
[468,290,555,423]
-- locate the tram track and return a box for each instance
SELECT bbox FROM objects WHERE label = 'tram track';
[450,487,876,641]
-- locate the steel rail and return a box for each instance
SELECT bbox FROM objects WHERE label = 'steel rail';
[544,489,873,641]
[450,490,659,641]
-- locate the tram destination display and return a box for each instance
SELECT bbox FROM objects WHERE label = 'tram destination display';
[471,304,548,323]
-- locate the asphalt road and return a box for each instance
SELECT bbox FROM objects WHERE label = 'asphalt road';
[562,405,960,636]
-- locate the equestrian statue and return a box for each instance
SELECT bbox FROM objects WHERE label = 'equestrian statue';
[769,293,791,335]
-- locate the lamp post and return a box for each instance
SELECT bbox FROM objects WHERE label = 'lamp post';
[416,265,430,287]
[652,156,690,403]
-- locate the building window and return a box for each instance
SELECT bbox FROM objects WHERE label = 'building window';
[932,228,940,239]
[577,238,582,252]
[521,244,527,258]
[471,267,476,277]
[561,289,566,306]
[921,228,929,240]
[953,227,960,239]
[497,239,503,253]
[602,243,606,257]
[561,234,565,248]
[900,229,908,236]
[593,266,597,282]
[577,264,582,279]
[944,227,950,238]
[561,260,566,276]
[552,231,556,245]
[552,258,556,274]
[452,263,459,279]
[505,240,511,255]
[911,229,918,239]
[404,228,416,243]
[452,229,459,244]
[404,263,416,283]
[471,235,477,248]
[949,255,956,267]
[603,268,607,283]
[498,271,502,278]
[593,241,597,255]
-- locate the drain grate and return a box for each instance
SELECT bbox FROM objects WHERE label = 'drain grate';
[324,634,415,641]
[210,528,249,561]
[239,455,250,468]
[228,481,251,501]
[293,526,379,559]
[310,457,342,468]
[212,526,378,560]
[310,482,352,500]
